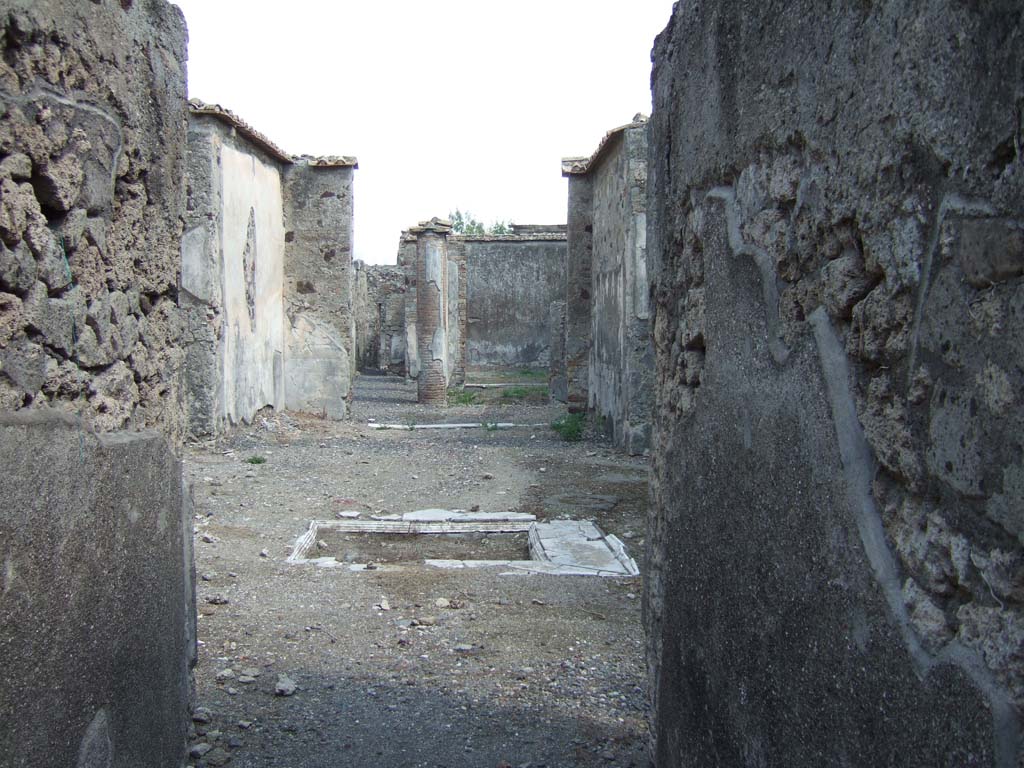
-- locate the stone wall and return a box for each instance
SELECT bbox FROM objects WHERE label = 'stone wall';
[182,111,286,435]
[0,0,188,444]
[564,175,593,413]
[645,2,1024,766]
[182,103,357,430]
[563,118,653,454]
[283,159,356,418]
[354,262,406,374]
[0,3,194,767]
[462,233,567,370]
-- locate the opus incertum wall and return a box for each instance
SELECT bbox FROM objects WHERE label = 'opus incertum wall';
[0,3,194,766]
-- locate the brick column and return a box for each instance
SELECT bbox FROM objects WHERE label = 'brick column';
[412,218,452,404]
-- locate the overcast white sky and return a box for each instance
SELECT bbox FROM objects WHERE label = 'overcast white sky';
[172,1,677,265]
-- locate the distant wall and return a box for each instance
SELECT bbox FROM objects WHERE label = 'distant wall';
[646,2,1024,765]
[463,236,566,369]
[0,4,193,767]
[354,262,406,373]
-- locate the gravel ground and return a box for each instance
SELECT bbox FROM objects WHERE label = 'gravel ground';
[184,374,650,768]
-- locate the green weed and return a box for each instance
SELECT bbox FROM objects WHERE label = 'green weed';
[551,413,585,442]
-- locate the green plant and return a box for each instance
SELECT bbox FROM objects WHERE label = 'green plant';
[500,386,533,400]
[551,413,585,442]
[517,368,548,380]
[450,390,478,405]
[245,455,267,465]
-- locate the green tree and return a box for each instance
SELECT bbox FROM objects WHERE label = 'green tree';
[449,209,510,235]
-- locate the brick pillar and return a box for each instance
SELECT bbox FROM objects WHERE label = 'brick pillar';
[413,218,452,404]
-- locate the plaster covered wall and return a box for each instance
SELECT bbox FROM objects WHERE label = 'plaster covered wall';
[578,122,653,454]
[645,2,1024,765]
[464,236,567,369]
[182,117,285,435]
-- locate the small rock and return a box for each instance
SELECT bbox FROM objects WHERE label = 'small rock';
[201,572,216,582]
[259,549,269,558]
[226,687,239,696]
[200,533,216,544]
[435,598,451,609]
[454,643,474,653]
[414,615,437,627]
[316,540,329,551]
[239,667,261,678]
[228,736,243,749]
[275,674,297,696]
[237,720,252,730]
[215,668,235,681]
[192,708,213,724]
[206,595,230,605]
[189,743,213,759]
[375,598,391,611]
[205,747,232,766]
[228,572,238,578]
[482,473,495,480]
[237,675,257,684]
[622,531,636,540]
[470,504,481,512]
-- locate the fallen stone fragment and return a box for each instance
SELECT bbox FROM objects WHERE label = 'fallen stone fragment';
[189,743,212,758]
[205,747,232,766]
[435,597,451,609]
[374,597,391,611]
[259,549,269,558]
[200,533,216,543]
[206,595,229,605]
[192,707,213,724]
[413,616,437,627]
[274,674,297,696]
[239,667,261,678]
[215,668,235,681]
[237,675,256,684]
[454,643,474,652]
[237,720,252,730]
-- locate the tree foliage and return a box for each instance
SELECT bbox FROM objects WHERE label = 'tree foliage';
[449,208,511,236]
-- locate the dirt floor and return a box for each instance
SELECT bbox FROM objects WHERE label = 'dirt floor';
[184,373,650,768]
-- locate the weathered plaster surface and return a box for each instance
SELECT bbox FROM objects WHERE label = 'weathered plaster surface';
[464,237,566,369]
[645,2,1024,765]
[182,118,285,434]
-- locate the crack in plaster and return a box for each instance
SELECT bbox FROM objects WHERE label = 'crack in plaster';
[706,186,791,365]
[810,306,1020,767]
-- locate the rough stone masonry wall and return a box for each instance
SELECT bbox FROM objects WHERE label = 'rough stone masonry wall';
[355,263,406,373]
[283,162,355,418]
[0,0,188,443]
[0,3,194,767]
[645,2,1024,766]
[463,236,567,370]
[181,114,286,436]
[565,176,594,413]
[586,123,653,454]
